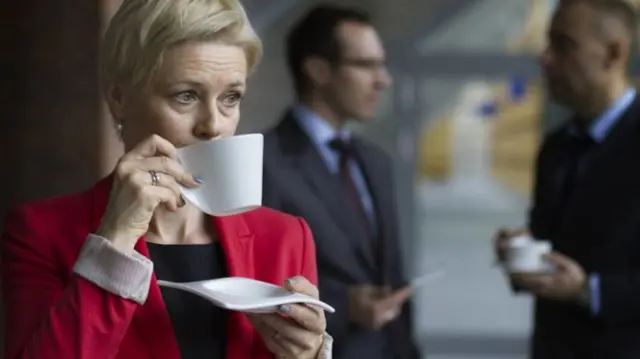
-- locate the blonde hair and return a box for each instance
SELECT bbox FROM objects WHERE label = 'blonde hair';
[101,0,262,90]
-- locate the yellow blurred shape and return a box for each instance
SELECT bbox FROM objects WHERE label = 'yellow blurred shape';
[418,116,453,181]
[490,81,542,196]
[506,0,551,54]
[417,81,542,196]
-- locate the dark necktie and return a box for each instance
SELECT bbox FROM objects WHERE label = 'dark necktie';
[328,138,371,234]
[560,133,596,205]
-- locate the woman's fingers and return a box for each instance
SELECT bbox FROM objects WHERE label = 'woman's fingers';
[250,313,323,358]
[117,135,199,187]
[269,312,323,350]
[281,276,325,333]
[122,134,178,161]
[136,182,182,212]
[248,314,290,357]
[129,170,184,210]
[97,134,201,250]
[134,156,199,187]
[284,276,319,298]
[278,303,324,334]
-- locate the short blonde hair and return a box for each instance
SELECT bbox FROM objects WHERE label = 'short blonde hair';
[101,0,262,90]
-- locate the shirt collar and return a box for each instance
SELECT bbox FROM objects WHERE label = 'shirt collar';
[571,87,636,142]
[293,104,350,147]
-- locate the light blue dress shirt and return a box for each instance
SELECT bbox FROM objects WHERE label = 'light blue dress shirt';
[293,104,377,231]
[570,87,636,315]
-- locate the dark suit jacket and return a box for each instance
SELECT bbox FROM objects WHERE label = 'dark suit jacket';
[528,97,640,359]
[262,112,420,359]
[1,174,319,359]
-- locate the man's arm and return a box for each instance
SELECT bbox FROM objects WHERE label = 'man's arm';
[595,271,640,324]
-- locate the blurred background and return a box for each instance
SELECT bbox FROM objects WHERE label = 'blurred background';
[3,0,640,358]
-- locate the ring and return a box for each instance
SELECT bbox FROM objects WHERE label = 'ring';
[149,171,159,186]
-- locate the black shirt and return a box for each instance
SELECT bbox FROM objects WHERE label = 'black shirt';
[147,242,228,359]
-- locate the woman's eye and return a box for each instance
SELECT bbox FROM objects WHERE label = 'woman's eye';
[222,92,243,107]
[174,91,196,104]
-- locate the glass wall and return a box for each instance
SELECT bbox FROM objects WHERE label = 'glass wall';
[354,1,640,357]
[372,1,554,358]
[413,76,542,358]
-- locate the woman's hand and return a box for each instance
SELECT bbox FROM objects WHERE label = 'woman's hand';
[96,134,200,251]
[248,276,327,359]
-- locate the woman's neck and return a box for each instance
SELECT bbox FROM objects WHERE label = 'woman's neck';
[146,204,215,245]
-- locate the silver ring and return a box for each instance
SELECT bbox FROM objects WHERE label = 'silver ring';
[149,170,159,186]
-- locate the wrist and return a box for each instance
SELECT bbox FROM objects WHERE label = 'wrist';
[315,332,333,359]
[576,276,591,305]
[95,227,136,253]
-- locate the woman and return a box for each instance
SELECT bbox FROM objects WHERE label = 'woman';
[1,0,331,358]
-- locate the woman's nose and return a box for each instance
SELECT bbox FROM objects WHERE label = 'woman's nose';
[194,109,223,140]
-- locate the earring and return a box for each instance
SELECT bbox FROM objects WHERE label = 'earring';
[115,122,124,140]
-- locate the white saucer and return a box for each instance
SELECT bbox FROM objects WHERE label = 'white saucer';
[506,264,556,275]
[157,277,335,314]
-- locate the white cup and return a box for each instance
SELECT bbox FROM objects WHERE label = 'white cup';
[505,237,553,273]
[177,134,263,216]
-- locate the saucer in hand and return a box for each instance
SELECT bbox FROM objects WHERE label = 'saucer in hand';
[157,277,335,314]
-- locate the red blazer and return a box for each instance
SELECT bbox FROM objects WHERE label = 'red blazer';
[1,175,318,359]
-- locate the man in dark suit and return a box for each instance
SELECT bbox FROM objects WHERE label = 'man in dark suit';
[493,1,640,358]
[261,4,420,359]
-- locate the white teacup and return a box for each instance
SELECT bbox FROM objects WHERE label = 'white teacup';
[177,134,263,216]
[505,236,554,273]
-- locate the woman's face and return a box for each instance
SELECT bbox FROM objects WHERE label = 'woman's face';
[108,41,248,150]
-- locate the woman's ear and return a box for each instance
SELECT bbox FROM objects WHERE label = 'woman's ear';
[105,84,125,120]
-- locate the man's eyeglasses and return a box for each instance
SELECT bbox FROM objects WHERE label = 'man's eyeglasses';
[337,58,387,71]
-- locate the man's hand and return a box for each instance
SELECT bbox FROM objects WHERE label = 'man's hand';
[493,227,529,263]
[348,285,411,331]
[511,252,586,301]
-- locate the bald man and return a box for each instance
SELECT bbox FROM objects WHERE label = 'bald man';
[492,1,640,358]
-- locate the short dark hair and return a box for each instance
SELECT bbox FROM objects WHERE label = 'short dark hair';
[285,4,371,97]
[561,0,638,50]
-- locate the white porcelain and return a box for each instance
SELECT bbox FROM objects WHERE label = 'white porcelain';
[157,277,335,314]
[509,234,533,246]
[505,239,554,274]
[177,134,263,216]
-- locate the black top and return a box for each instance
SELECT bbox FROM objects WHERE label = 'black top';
[147,242,228,359]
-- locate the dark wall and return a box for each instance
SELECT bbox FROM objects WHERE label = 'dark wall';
[0,1,105,350]
[0,0,104,232]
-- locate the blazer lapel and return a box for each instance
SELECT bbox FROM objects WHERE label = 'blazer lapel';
[214,214,257,359]
[276,114,377,270]
[132,241,182,359]
[352,139,395,283]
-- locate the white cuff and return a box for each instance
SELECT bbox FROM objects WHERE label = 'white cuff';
[73,234,153,304]
[316,332,333,359]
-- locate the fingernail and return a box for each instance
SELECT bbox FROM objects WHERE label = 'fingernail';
[278,304,291,313]
[286,277,297,286]
[178,195,186,208]
[193,176,204,184]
